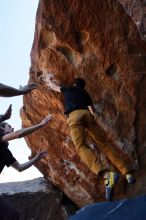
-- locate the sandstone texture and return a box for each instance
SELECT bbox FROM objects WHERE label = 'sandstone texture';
[119,0,146,39]
[22,0,146,207]
[0,178,76,220]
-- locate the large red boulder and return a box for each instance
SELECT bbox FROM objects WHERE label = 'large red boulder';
[22,0,146,207]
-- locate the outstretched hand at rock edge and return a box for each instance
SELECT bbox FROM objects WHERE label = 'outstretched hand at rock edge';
[19,83,38,94]
[3,104,12,120]
[36,151,48,160]
[39,114,52,126]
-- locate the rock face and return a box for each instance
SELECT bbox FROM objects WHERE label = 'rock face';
[0,178,69,220]
[22,0,146,207]
[119,0,146,39]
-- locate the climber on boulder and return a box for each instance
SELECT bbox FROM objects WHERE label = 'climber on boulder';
[45,75,135,201]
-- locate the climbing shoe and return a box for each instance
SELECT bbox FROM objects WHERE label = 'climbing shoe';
[126,174,136,184]
[104,172,119,202]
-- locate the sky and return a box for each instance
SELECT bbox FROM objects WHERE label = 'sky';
[0,0,42,182]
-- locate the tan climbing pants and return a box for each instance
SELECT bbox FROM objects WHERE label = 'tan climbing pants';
[68,109,132,176]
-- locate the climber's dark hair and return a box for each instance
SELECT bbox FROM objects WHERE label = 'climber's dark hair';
[73,78,86,88]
